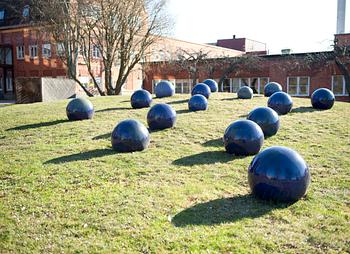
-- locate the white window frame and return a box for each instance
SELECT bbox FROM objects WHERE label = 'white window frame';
[92,45,101,59]
[42,43,51,58]
[287,76,310,96]
[331,75,346,96]
[16,45,25,60]
[6,71,13,91]
[29,45,38,59]
[174,79,193,94]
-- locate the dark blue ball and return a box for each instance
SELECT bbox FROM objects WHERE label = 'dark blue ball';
[247,107,280,137]
[188,94,208,111]
[131,90,152,109]
[264,82,282,97]
[155,81,175,98]
[191,83,211,99]
[111,119,150,152]
[238,86,253,99]
[202,79,218,92]
[268,92,293,115]
[223,120,264,156]
[66,97,94,121]
[311,88,335,110]
[248,146,310,202]
[147,103,176,130]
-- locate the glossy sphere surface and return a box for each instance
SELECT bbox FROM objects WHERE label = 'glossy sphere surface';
[223,120,264,156]
[268,91,293,115]
[247,107,280,137]
[111,119,150,152]
[155,81,175,98]
[311,88,335,110]
[131,90,152,109]
[248,146,310,202]
[238,86,254,99]
[147,103,176,130]
[188,94,208,111]
[202,79,218,92]
[66,97,94,121]
[191,83,211,99]
[264,82,282,97]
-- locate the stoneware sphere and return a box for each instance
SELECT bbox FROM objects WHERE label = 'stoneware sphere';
[264,82,282,97]
[248,146,310,202]
[131,89,152,109]
[268,91,293,115]
[247,107,280,137]
[155,81,175,98]
[66,97,94,121]
[223,119,264,156]
[311,88,335,110]
[147,103,176,130]
[238,86,254,99]
[191,83,211,99]
[188,94,208,111]
[111,119,150,152]
[202,79,218,92]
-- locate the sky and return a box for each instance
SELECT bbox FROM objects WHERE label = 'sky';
[167,0,350,54]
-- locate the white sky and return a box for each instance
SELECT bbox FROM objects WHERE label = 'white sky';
[167,0,350,54]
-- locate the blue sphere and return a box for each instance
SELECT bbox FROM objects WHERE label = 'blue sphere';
[238,86,253,99]
[268,91,293,115]
[191,83,211,99]
[188,94,208,111]
[111,119,150,152]
[66,97,94,121]
[247,107,280,137]
[202,79,218,92]
[147,103,176,130]
[248,146,310,202]
[223,120,264,156]
[311,88,335,110]
[264,82,282,97]
[131,90,152,109]
[155,81,175,98]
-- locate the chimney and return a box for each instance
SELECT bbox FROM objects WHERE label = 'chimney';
[337,0,346,34]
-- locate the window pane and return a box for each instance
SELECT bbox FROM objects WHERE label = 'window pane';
[259,78,269,94]
[183,82,190,93]
[5,48,12,64]
[333,75,344,95]
[288,77,298,95]
[299,77,309,95]
[175,82,182,93]
[231,78,239,92]
[222,79,231,92]
[241,78,249,87]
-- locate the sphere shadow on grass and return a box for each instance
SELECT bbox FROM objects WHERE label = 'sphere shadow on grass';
[172,151,242,166]
[6,119,69,131]
[290,106,321,114]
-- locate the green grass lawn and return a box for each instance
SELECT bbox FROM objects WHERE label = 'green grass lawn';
[0,93,349,253]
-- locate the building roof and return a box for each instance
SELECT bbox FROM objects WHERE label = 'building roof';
[0,1,31,29]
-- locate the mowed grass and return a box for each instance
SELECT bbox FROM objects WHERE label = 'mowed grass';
[0,93,349,253]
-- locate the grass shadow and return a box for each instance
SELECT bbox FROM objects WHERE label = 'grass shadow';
[93,133,111,140]
[291,106,319,113]
[166,99,188,105]
[221,97,240,101]
[44,148,115,164]
[96,107,131,113]
[7,119,69,131]
[172,151,241,166]
[176,109,191,114]
[172,194,290,227]
[202,137,222,147]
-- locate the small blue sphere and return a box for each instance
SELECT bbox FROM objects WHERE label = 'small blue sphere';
[155,81,175,98]
[111,119,150,152]
[223,120,264,156]
[238,86,254,99]
[268,91,293,115]
[131,90,152,109]
[191,83,211,99]
[264,82,282,97]
[247,107,280,137]
[202,79,218,92]
[66,97,94,121]
[188,94,208,111]
[311,88,335,110]
[248,146,310,202]
[147,103,176,130]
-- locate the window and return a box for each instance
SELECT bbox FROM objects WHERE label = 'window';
[92,45,101,58]
[287,76,310,96]
[23,5,30,17]
[42,43,51,58]
[56,42,65,56]
[332,75,346,95]
[175,79,192,94]
[29,45,38,59]
[4,48,12,64]
[6,70,12,91]
[16,45,25,60]
[0,10,5,20]
[0,75,3,91]
[252,77,269,94]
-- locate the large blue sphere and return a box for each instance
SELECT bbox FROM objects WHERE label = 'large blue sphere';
[268,91,293,115]
[238,86,253,99]
[223,120,264,156]
[111,119,150,152]
[202,79,218,92]
[191,83,211,99]
[66,97,94,120]
[188,94,208,111]
[147,103,176,130]
[131,90,152,109]
[248,146,310,202]
[264,82,282,97]
[247,107,280,137]
[155,81,175,98]
[311,88,335,110]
